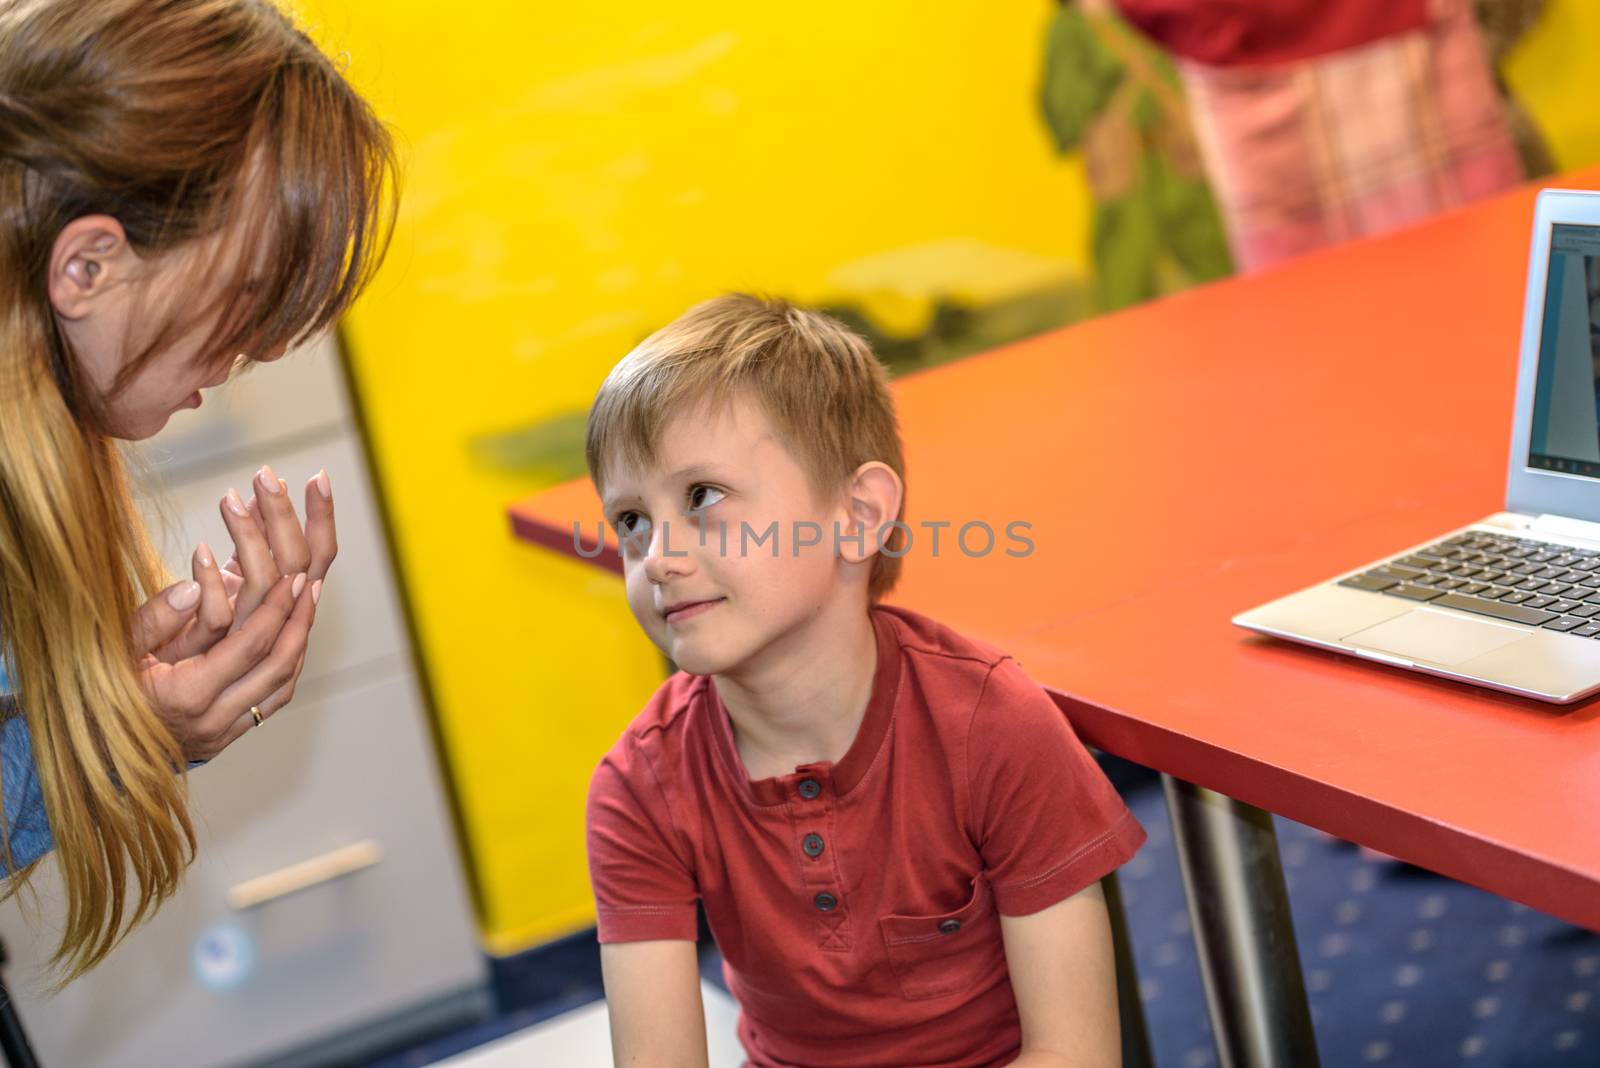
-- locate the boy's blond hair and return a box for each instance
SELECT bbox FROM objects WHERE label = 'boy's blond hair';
[586,293,908,602]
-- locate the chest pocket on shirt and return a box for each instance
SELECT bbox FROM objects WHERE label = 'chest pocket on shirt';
[878,875,1005,1000]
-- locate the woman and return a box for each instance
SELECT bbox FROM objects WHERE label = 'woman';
[0,0,396,981]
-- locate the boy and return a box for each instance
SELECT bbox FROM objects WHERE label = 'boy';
[585,294,1145,1067]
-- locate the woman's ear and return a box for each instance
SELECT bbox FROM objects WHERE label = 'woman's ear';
[48,216,132,320]
[841,461,904,565]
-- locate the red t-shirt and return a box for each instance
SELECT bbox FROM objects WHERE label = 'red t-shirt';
[1112,0,1429,67]
[587,604,1146,1067]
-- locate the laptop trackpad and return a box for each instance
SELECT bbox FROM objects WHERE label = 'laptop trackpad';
[1342,611,1531,666]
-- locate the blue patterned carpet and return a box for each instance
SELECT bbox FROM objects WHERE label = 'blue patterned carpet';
[1113,760,1600,1067]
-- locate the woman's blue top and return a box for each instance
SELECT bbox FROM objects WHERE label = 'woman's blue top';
[0,662,53,871]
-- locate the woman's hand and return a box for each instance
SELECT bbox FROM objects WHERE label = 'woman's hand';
[149,466,335,662]
[133,571,318,761]
[134,464,336,760]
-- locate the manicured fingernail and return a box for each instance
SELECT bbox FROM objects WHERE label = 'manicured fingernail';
[292,573,307,598]
[167,581,201,611]
[225,489,248,517]
[314,469,331,499]
[311,579,323,605]
[257,465,283,494]
[195,542,214,569]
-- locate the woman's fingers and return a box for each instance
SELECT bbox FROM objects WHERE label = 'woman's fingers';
[244,494,267,540]
[252,465,312,577]
[203,575,318,747]
[252,579,320,716]
[179,573,302,714]
[157,543,235,662]
[213,639,310,752]
[222,485,277,629]
[131,578,202,656]
[303,469,337,581]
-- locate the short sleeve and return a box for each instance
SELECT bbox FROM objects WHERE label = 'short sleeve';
[967,658,1145,916]
[585,739,700,943]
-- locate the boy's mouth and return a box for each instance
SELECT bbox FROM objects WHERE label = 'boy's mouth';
[662,597,725,624]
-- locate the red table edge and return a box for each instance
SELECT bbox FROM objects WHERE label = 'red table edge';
[1057,691,1600,933]
[509,508,622,574]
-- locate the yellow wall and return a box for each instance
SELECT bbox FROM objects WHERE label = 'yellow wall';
[300,0,1095,952]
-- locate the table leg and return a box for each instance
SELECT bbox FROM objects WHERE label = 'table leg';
[1160,774,1319,1068]
[1101,870,1155,1068]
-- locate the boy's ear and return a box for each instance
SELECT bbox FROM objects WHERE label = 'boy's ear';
[840,462,903,564]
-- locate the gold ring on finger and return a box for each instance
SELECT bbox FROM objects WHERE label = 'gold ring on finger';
[251,705,264,727]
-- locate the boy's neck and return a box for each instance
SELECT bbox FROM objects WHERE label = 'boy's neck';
[713,595,879,782]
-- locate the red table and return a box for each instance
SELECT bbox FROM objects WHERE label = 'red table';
[511,169,1600,1064]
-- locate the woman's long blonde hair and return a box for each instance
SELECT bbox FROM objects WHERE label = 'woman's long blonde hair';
[0,0,396,980]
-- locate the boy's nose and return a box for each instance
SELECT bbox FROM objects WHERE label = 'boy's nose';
[642,520,693,584]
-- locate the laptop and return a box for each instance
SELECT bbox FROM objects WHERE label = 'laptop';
[1234,189,1600,704]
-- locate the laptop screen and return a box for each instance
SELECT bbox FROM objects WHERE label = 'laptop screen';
[1529,223,1600,477]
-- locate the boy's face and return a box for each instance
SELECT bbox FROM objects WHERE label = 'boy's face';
[601,392,850,678]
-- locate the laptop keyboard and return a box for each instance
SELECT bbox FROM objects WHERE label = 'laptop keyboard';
[1337,532,1600,637]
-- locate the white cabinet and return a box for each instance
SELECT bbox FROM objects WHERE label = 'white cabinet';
[0,336,487,1067]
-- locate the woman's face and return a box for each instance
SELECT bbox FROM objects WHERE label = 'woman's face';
[48,215,265,441]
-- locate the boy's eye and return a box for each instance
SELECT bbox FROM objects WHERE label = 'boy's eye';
[687,485,725,512]
[616,512,651,540]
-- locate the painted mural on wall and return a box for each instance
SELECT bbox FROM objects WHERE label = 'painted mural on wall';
[1039,1,1233,312]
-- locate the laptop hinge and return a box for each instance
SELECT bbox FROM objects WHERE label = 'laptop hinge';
[1527,513,1600,544]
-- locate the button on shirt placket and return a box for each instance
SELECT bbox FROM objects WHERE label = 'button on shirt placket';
[792,773,850,951]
